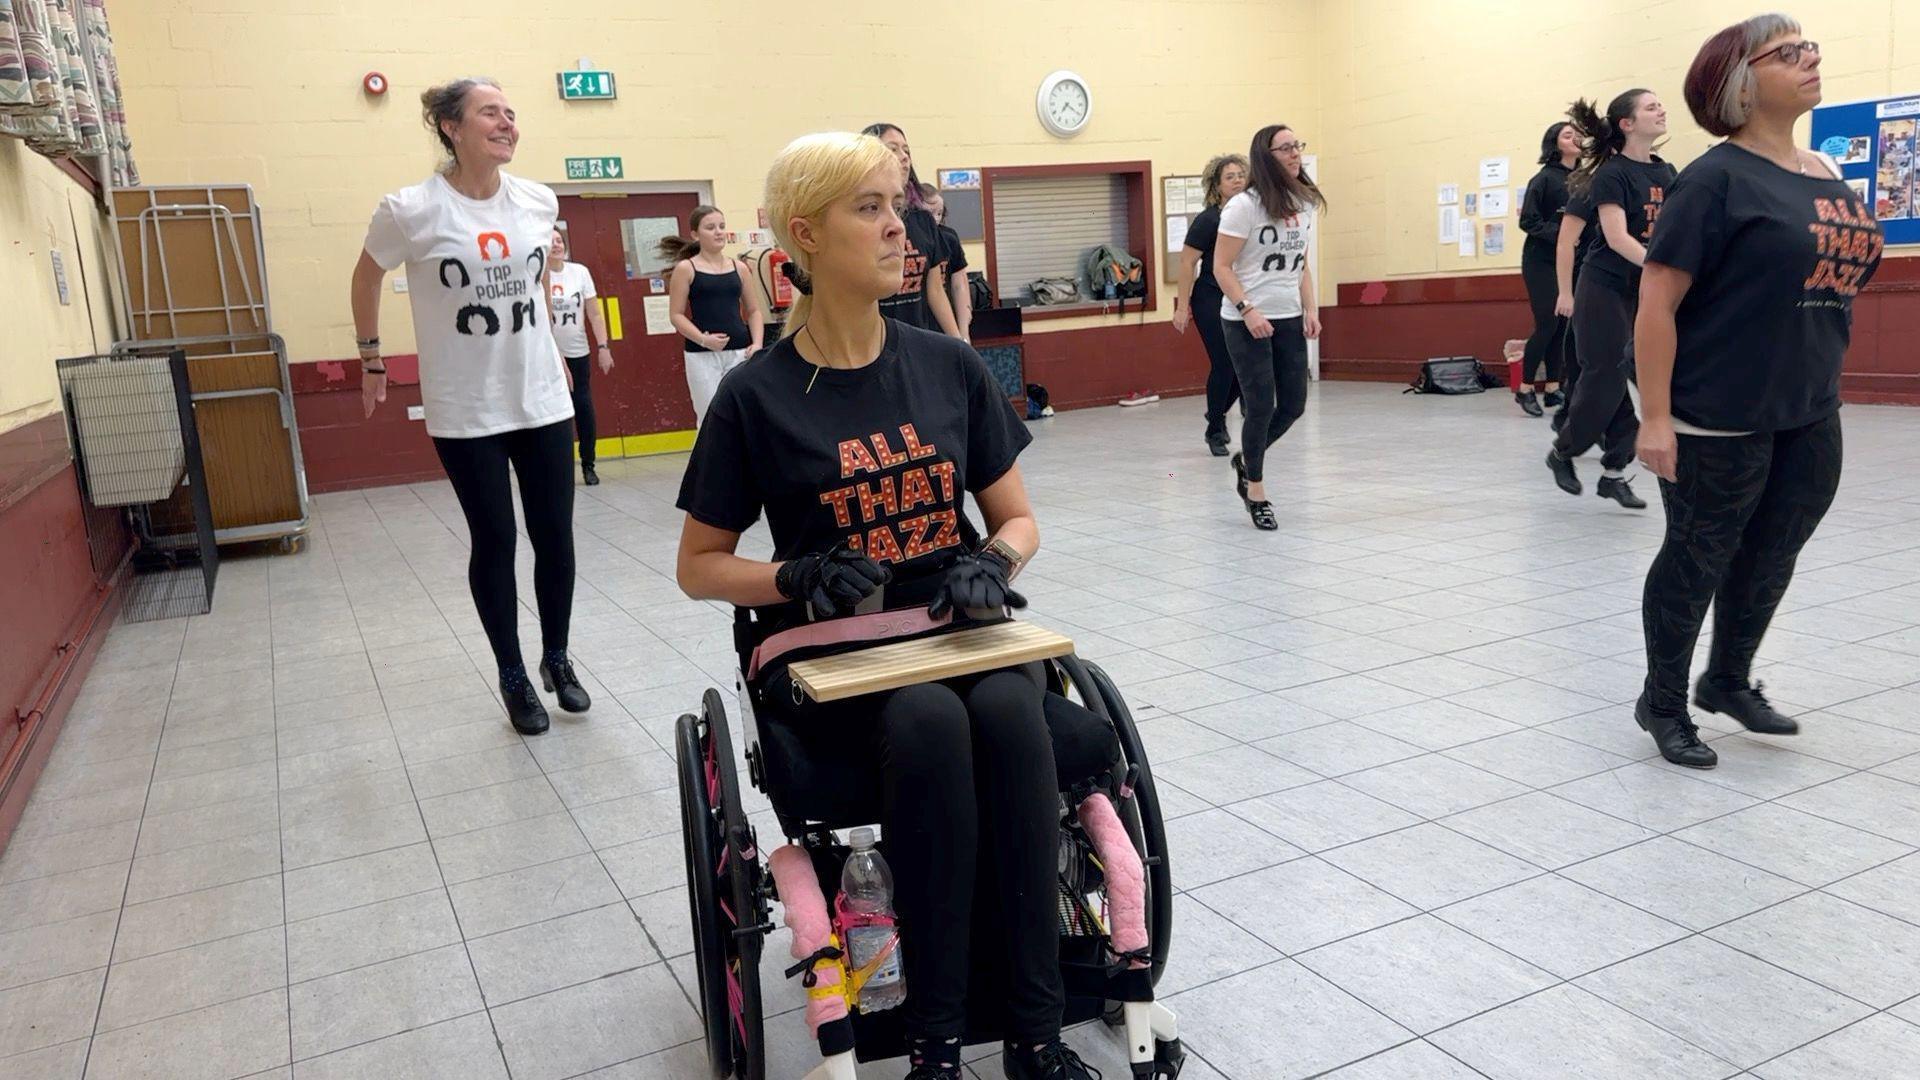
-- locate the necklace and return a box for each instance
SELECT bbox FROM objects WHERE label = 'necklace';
[801,324,825,394]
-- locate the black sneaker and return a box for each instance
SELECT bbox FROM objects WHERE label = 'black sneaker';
[1004,1039,1101,1080]
[501,674,550,735]
[1694,677,1798,735]
[1635,694,1716,768]
[1515,390,1543,417]
[1545,448,1581,495]
[582,463,600,486]
[1245,498,1278,531]
[1596,475,1646,509]
[1205,429,1230,456]
[540,656,592,713]
[1229,451,1249,499]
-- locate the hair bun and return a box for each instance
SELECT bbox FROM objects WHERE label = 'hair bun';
[780,259,813,296]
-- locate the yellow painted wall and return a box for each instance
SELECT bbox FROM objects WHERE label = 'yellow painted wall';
[0,144,118,433]
[1316,0,1920,289]
[109,0,1321,364]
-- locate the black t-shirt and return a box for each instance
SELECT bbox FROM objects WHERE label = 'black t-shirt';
[1580,155,1679,291]
[877,207,945,331]
[1519,163,1571,260]
[1185,204,1224,296]
[1646,142,1884,432]
[1560,189,1598,278]
[938,223,967,277]
[676,320,1031,619]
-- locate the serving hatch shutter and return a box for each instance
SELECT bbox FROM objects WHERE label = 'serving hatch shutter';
[989,174,1130,301]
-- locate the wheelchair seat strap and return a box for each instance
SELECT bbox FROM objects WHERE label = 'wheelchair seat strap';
[747,608,953,680]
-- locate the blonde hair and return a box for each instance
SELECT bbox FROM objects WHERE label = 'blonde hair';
[764,132,901,337]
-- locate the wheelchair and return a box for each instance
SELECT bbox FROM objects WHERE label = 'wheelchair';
[674,616,1183,1080]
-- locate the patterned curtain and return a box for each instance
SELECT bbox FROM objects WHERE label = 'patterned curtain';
[0,0,136,185]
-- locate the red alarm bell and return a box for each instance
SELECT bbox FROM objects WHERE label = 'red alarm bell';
[363,72,388,97]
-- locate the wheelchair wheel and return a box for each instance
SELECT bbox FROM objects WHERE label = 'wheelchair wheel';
[1060,656,1174,988]
[676,691,768,1079]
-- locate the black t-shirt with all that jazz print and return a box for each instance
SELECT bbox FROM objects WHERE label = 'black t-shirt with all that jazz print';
[877,207,946,332]
[1581,155,1679,292]
[676,320,1030,626]
[1647,143,1884,433]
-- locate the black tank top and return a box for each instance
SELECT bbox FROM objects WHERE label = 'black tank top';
[686,263,752,352]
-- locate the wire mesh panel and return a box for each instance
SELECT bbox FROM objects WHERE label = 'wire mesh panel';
[57,350,219,622]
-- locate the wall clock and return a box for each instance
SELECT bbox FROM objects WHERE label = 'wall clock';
[1037,70,1092,138]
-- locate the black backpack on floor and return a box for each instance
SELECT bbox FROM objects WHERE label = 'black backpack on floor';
[1404,356,1487,395]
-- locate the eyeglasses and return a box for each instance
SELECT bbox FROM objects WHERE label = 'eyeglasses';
[1271,141,1307,154]
[1749,40,1819,66]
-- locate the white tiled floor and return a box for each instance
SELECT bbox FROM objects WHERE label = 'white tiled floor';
[6,382,1920,1079]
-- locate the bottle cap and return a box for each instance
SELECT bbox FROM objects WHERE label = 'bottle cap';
[849,826,875,848]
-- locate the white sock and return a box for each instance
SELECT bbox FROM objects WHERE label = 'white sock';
[1602,468,1625,480]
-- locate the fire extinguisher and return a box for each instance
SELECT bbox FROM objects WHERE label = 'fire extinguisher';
[767,247,793,311]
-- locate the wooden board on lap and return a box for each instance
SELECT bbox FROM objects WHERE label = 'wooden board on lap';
[786,622,1075,703]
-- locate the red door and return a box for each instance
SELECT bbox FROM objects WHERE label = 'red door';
[557,192,705,444]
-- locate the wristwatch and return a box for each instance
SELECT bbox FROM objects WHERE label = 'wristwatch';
[981,537,1024,577]
[1235,299,1254,313]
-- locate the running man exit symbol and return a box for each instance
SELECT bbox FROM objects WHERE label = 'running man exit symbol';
[565,157,624,180]
[557,70,616,100]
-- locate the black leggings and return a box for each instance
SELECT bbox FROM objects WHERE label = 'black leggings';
[1222,317,1309,483]
[1553,274,1637,472]
[1192,286,1240,432]
[772,665,1064,1042]
[563,354,597,466]
[1641,414,1842,713]
[1520,253,1566,385]
[431,419,577,672]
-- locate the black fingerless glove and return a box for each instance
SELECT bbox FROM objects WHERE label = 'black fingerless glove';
[776,544,892,618]
[927,551,1027,619]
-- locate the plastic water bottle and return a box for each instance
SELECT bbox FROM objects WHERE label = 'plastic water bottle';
[837,827,906,1012]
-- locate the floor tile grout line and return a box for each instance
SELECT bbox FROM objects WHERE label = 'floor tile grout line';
[351,487,521,1080]
[75,616,185,1077]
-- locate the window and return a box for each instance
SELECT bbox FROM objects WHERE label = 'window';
[982,161,1155,318]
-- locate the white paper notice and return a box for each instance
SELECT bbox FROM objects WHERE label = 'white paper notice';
[1479,157,1511,186]
[1166,215,1189,253]
[1480,188,1510,218]
[1484,221,1506,256]
[1458,229,1476,257]
[1437,184,1460,206]
[643,295,673,335]
[1439,206,1460,244]
[1184,178,1204,206]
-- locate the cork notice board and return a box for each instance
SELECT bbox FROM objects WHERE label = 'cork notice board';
[1160,174,1205,283]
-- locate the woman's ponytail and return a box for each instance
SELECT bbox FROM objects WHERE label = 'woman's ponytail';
[1567,89,1649,196]
[655,205,724,267]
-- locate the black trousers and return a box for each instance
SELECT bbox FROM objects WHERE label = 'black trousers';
[1520,253,1566,385]
[769,665,1064,1042]
[1221,317,1309,483]
[1640,414,1842,713]
[1192,286,1240,432]
[1553,274,1637,472]
[563,354,597,466]
[431,419,577,672]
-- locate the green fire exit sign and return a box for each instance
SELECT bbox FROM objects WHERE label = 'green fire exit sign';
[565,157,624,180]
[558,70,616,100]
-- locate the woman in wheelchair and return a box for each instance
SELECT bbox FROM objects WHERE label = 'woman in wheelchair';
[673,131,1096,1080]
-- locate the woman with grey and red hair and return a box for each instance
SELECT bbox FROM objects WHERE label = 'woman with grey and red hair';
[1631,14,1883,768]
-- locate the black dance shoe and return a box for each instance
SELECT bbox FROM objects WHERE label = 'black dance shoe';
[1004,1039,1100,1080]
[1546,449,1581,495]
[582,463,600,485]
[1635,694,1717,769]
[1230,451,1249,499]
[1694,677,1798,735]
[540,656,592,713]
[1515,390,1544,417]
[1596,476,1646,509]
[501,674,550,735]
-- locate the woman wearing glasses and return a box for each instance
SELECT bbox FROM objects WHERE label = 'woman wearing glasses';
[1632,18,1881,768]
[1213,125,1324,531]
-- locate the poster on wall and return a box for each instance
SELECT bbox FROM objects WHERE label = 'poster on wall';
[1813,94,1920,244]
[1483,222,1506,255]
